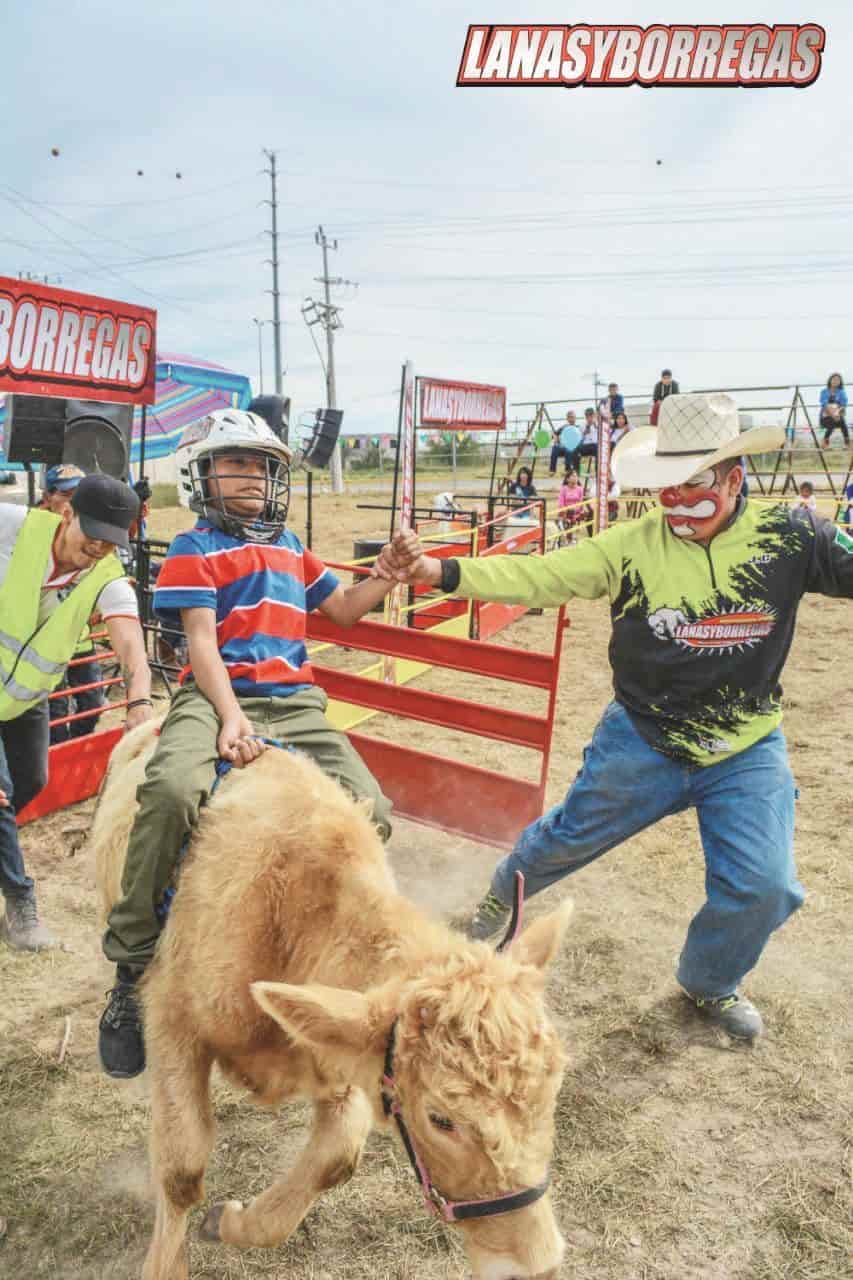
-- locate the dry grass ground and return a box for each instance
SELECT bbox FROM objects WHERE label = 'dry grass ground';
[1,487,851,1279]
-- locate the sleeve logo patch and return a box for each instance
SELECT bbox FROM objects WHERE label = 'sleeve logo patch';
[833,528,853,555]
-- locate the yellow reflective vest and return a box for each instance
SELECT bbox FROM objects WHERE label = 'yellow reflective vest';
[0,510,122,721]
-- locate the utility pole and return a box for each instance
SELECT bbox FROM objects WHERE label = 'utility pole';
[261,149,284,399]
[252,317,265,394]
[303,225,357,495]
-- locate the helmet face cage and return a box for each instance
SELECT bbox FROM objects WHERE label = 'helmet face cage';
[188,448,291,543]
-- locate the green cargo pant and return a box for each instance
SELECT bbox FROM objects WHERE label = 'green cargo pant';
[102,683,392,970]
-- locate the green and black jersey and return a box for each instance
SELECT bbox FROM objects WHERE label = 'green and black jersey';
[447,502,853,766]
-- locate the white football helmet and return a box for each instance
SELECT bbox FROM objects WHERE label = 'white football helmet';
[175,409,292,541]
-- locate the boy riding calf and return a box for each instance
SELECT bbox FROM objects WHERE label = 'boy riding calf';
[99,410,398,1078]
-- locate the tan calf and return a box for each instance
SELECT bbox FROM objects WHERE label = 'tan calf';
[93,722,572,1280]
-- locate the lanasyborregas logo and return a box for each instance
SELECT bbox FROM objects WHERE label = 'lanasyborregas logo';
[648,607,776,652]
[457,25,825,89]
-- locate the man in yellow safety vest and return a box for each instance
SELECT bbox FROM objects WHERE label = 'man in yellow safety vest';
[0,473,153,950]
[39,465,107,743]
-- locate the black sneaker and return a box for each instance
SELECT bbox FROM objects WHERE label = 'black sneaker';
[459,891,511,942]
[98,966,146,1078]
[683,989,764,1042]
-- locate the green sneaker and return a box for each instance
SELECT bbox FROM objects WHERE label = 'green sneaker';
[685,990,764,1041]
[460,891,511,942]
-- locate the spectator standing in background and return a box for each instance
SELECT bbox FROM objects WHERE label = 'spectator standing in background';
[793,481,817,513]
[599,382,624,424]
[38,464,87,515]
[820,373,849,446]
[650,368,679,426]
[549,411,582,475]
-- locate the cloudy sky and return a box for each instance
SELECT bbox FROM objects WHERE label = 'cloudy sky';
[2,1,850,434]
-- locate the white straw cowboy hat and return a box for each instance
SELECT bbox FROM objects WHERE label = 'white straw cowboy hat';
[612,393,784,489]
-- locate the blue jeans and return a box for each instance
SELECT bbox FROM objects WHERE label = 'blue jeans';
[550,444,581,473]
[0,702,50,900]
[50,657,105,745]
[493,702,803,998]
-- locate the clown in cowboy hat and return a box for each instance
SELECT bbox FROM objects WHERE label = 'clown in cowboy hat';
[378,390,853,1043]
[612,392,783,539]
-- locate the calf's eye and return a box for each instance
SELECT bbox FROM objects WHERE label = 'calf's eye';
[429,1112,454,1132]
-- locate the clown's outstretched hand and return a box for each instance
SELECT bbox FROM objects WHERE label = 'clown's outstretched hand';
[373,529,441,587]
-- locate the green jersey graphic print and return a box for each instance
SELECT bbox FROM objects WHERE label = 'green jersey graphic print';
[455,500,853,767]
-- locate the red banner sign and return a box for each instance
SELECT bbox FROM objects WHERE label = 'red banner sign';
[0,276,157,405]
[419,377,506,430]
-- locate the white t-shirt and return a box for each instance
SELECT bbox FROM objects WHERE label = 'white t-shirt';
[0,503,138,626]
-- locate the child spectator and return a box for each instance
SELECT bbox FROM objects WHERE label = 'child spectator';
[558,468,587,543]
[650,368,679,425]
[509,466,537,501]
[598,383,624,424]
[820,373,849,446]
[793,480,817,513]
[610,411,632,448]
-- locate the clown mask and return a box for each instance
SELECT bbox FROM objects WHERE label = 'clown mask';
[659,468,723,538]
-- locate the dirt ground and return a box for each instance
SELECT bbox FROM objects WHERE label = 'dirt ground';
[1,484,851,1279]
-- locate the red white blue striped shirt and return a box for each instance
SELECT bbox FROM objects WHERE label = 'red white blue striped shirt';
[154,521,339,698]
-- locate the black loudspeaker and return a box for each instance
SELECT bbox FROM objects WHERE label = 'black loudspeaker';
[4,395,66,465]
[4,395,133,479]
[248,394,291,443]
[301,408,343,468]
[63,400,133,479]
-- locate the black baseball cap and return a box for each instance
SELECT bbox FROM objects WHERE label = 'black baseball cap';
[71,474,139,551]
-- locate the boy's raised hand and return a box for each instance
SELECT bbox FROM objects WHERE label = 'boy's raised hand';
[372,530,440,586]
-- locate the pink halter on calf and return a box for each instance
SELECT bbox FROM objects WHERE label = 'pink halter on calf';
[380,873,550,1223]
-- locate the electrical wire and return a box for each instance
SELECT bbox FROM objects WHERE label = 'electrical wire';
[0,186,196,309]
[302,311,327,380]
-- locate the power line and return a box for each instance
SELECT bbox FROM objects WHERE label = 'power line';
[302,226,358,494]
[13,174,255,209]
[0,188,193,310]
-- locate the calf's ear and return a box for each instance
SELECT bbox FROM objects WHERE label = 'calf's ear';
[252,982,371,1054]
[514,899,574,971]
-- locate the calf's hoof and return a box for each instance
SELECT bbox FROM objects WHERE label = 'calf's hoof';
[199,1200,242,1243]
